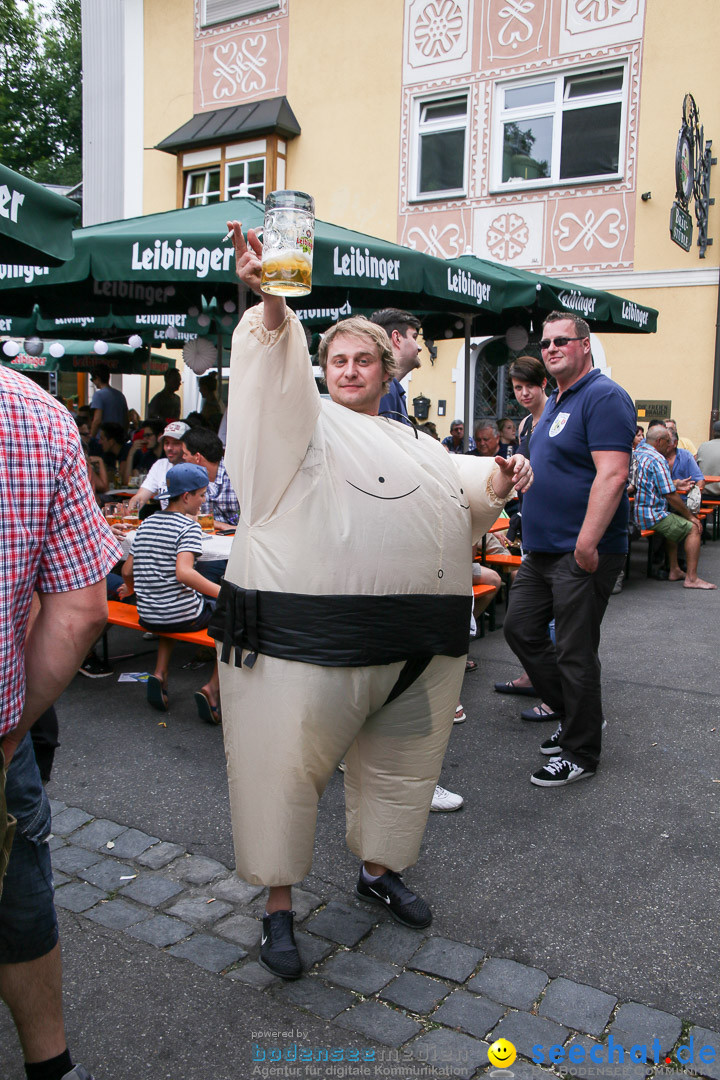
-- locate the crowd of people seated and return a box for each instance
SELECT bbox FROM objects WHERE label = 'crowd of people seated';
[70,368,237,717]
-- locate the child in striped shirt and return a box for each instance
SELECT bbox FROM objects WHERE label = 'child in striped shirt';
[122,463,222,721]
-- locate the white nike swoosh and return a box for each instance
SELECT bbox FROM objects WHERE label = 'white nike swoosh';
[368,887,391,905]
[261,933,267,944]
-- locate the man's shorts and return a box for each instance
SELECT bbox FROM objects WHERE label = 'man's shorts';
[652,513,694,545]
[0,734,58,964]
[0,746,17,898]
[139,596,216,635]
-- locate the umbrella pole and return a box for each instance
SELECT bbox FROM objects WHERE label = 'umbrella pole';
[143,347,151,418]
[216,332,224,407]
[711,275,720,433]
[463,316,472,451]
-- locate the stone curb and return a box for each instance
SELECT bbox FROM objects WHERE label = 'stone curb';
[48,801,720,1080]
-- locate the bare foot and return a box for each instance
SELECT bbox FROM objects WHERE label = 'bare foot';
[512,672,533,688]
[200,683,219,709]
[683,578,717,590]
[668,569,686,581]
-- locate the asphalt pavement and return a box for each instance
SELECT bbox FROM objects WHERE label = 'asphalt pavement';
[1,536,719,1079]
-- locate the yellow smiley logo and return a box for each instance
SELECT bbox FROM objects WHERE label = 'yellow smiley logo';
[488,1039,517,1068]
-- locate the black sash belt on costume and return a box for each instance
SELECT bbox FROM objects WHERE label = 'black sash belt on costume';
[208,581,472,672]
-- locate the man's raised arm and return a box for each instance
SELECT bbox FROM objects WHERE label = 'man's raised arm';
[223,221,322,527]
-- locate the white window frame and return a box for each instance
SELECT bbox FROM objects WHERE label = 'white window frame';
[409,90,469,203]
[225,156,266,201]
[490,62,628,193]
[201,0,280,27]
[183,167,221,207]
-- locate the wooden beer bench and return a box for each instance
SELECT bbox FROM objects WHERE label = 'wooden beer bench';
[100,600,215,664]
[472,580,499,636]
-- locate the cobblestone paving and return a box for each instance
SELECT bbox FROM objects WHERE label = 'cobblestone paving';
[48,800,719,1080]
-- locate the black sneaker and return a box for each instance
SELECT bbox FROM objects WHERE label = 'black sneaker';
[355,869,432,928]
[79,653,113,678]
[259,910,302,979]
[540,719,606,757]
[531,758,595,787]
[540,723,563,756]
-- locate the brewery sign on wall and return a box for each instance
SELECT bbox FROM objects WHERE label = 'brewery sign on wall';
[670,94,715,257]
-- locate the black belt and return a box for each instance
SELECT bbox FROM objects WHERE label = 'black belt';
[208,581,471,671]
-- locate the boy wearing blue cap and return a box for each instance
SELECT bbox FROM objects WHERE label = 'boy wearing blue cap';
[122,463,222,720]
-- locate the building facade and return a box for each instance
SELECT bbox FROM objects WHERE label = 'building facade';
[81,0,720,445]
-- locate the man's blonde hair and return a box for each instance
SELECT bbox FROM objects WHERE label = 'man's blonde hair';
[317,317,398,390]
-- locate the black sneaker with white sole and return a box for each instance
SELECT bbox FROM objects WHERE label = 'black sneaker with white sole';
[259,910,302,979]
[355,869,432,928]
[540,723,563,756]
[531,757,595,787]
[78,653,113,678]
[540,719,607,756]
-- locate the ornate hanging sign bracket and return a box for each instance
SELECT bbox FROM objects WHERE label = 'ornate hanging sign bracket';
[671,94,716,257]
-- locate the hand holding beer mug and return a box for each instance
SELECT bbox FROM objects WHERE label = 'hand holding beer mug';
[260,191,314,296]
[225,191,315,297]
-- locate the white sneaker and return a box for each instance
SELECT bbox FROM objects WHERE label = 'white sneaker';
[430,785,464,812]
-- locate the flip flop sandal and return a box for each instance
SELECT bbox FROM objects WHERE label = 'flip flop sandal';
[465,659,478,672]
[147,675,169,712]
[494,679,538,697]
[454,704,467,723]
[194,690,222,725]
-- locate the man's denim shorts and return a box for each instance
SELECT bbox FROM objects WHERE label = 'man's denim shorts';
[0,734,58,964]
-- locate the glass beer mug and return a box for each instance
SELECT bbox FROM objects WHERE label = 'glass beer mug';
[260,191,315,297]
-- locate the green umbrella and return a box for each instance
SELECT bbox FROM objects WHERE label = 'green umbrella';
[450,255,658,335]
[0,163,79,266]
[0,198,533,329]
[36,308,219,348]
[1,339,176,375]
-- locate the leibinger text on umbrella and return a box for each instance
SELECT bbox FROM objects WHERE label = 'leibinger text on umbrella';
[531,1035,717,1068]
[92,280,177,306]
[297,301,352,323]
[558,290,598,317]
[0,184,24,223]
[333,247,402,287]
[621,300,649,327]
[0,263,51,284]
[446,267,493,306]
[130,240,235,278]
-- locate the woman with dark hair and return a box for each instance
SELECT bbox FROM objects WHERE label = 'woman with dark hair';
[508,355,549,451]
[494,355,551,704]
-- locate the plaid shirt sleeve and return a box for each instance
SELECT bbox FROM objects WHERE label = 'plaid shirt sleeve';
[653,456,675,496]
[207,459,240,525]
[37,420,124,592]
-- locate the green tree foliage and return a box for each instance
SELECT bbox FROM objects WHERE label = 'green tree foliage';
[0,0,82,186]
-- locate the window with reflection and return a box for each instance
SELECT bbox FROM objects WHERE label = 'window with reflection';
[495,66,625,189]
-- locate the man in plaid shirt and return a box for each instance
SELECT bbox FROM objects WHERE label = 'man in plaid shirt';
[634,424,715,590]
[0,365,122,1080]
[181,426,239,526]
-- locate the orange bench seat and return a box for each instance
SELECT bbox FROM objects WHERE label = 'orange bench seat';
[105,600,214,648]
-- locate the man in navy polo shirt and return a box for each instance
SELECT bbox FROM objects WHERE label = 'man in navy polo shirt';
[504,312,636,787]
[371,308,422,426]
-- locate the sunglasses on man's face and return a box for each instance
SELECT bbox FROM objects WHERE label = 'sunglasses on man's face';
[539,336,587,351]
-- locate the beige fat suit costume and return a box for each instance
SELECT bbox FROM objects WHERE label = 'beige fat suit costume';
[218,305,508,887]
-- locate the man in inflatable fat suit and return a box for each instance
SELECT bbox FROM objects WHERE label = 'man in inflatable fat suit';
[212,222,533,979]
